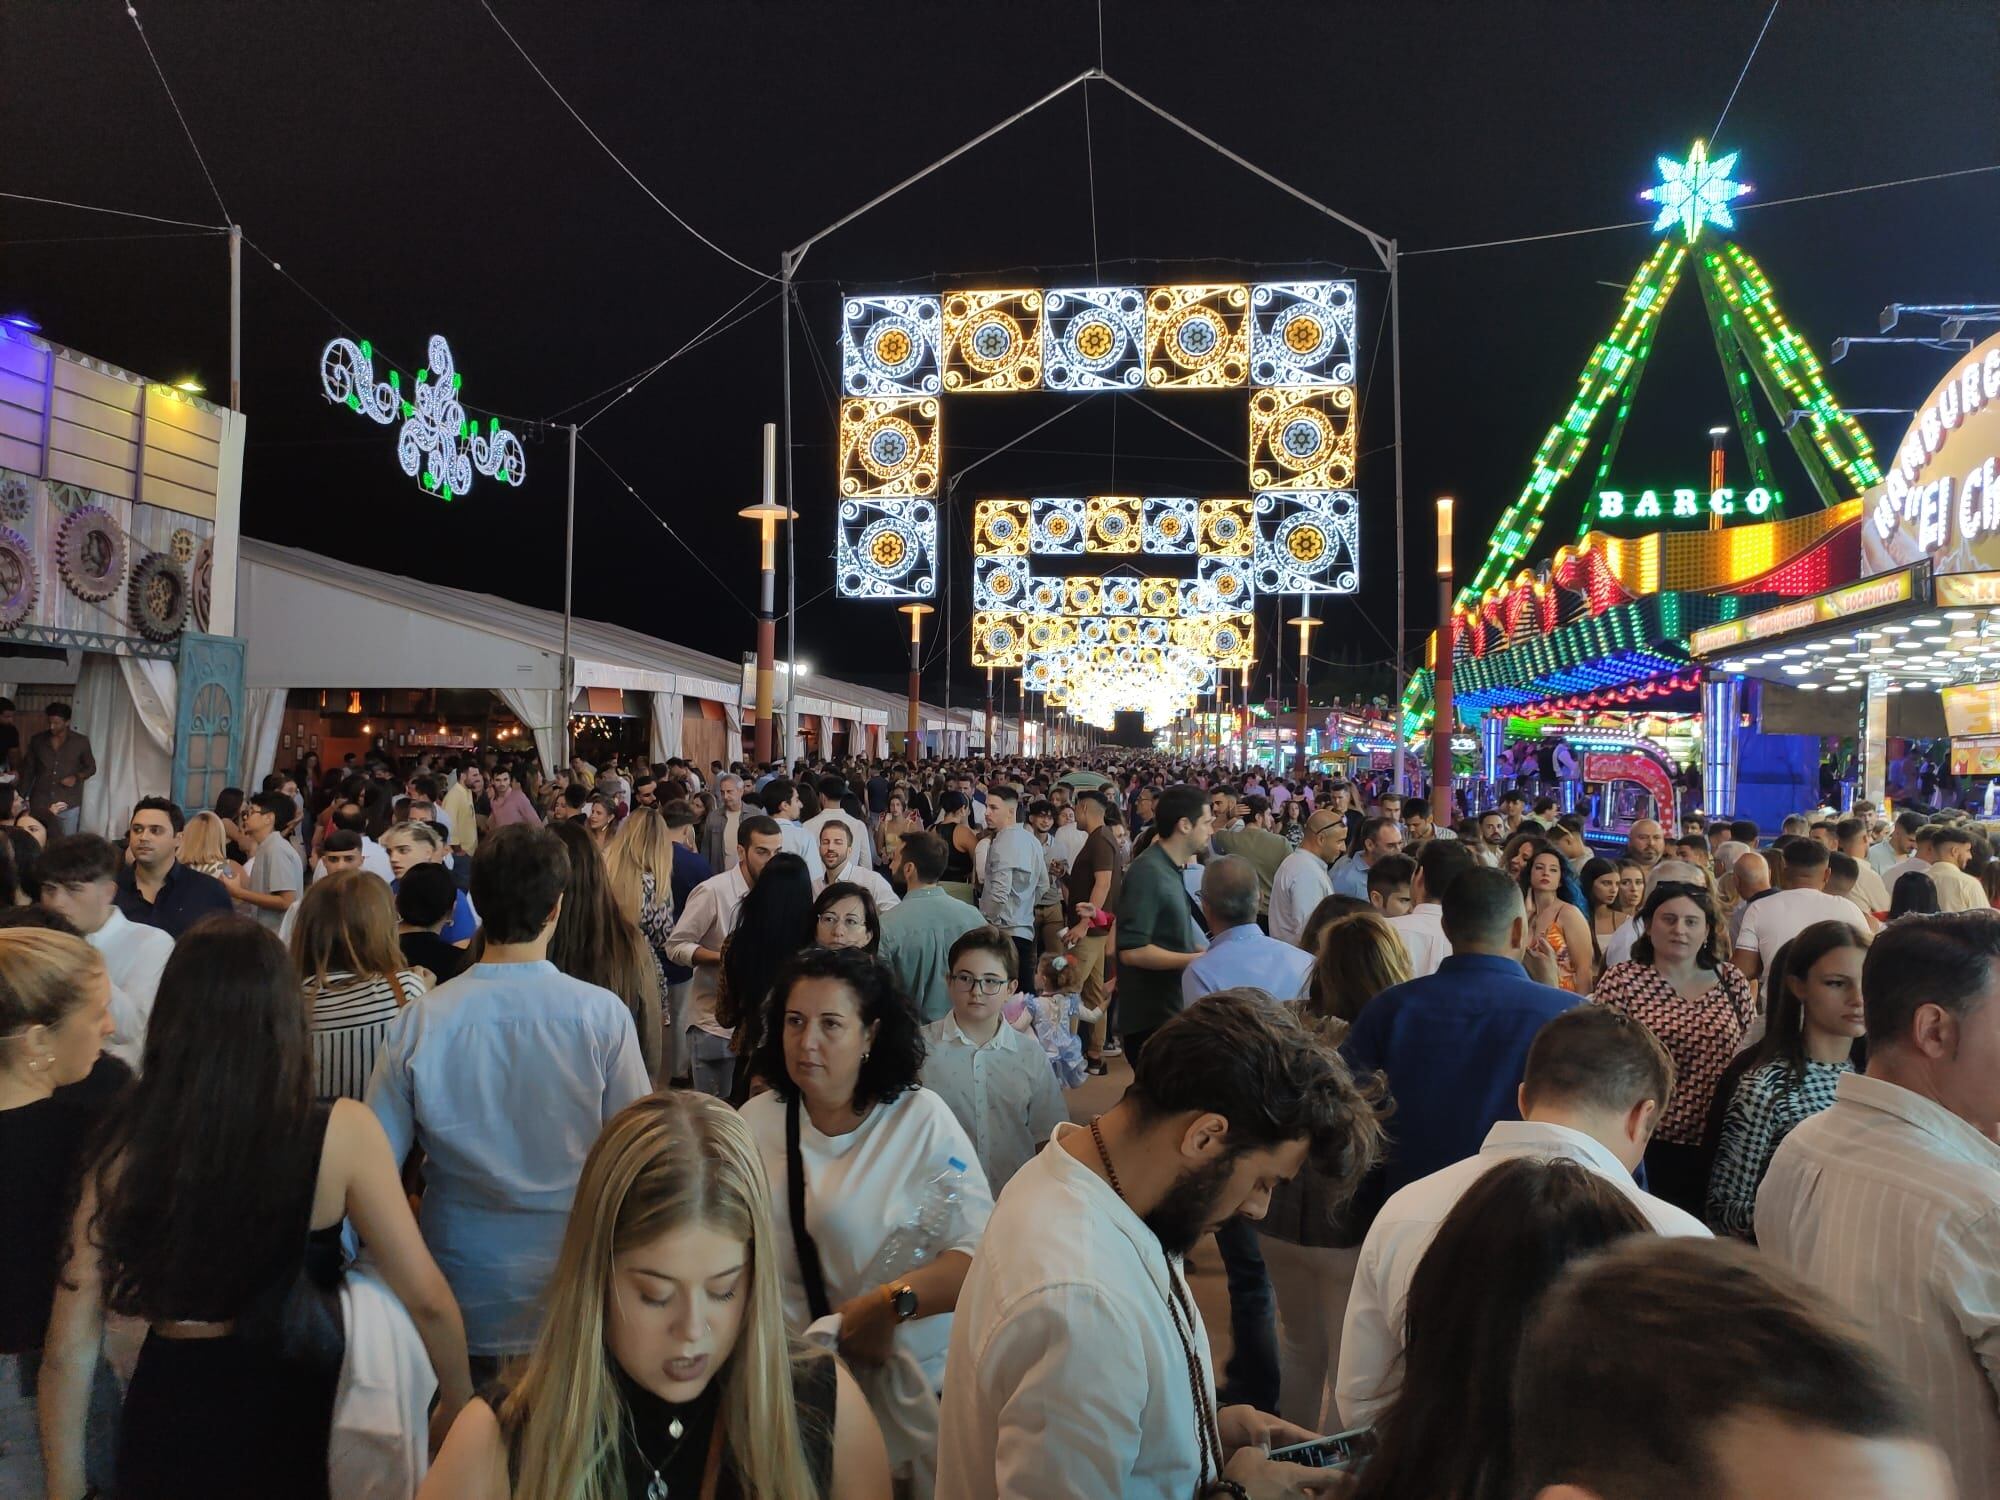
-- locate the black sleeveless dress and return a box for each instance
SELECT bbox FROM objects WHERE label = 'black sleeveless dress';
[117,1102,347,1500]
[490,1350,839,1497]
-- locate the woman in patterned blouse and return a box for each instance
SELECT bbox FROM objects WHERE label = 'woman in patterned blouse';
[1703,920,1867,1239]
[1592,880,1753,1214]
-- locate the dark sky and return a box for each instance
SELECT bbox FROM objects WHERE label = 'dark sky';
[6,1,1997,708]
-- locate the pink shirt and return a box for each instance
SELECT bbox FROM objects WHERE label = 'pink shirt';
[486,787,543,828]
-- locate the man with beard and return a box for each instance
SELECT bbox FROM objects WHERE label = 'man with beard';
[935,990,1383,1500]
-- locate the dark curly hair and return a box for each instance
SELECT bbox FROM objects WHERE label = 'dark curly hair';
[753,945,926,1111]
[1129,987,1384,1185]
[1629,879,1726,970]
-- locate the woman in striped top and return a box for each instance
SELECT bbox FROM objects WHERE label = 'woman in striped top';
[292,869,427,1099]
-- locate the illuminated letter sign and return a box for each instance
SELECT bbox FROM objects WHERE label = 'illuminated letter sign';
[1590,485,1777,526]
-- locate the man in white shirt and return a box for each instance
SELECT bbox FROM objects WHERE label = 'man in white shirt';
[1387,840,1476,979]
[1337,1005,1707,1427]
[977,786,1043,978]
[801,775,874,871]
[812,819,899,913]
[666,813,786,1097]
[936,991,1383,1500]
[39,833,175,1069]
[1837,814,1893,917]
[758,776,817,864]
[1758,913,2000,1498]
[920,928,1066,1193]
[1882,822,1937,896]
[1269,809,1342,949]
[716,773,745,870]
[1733,839,1869,982]
[1926,825,1986,913]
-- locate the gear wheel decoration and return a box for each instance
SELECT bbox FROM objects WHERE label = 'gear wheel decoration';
[0,528,39,630]
[0,470,35,523]
[191,539,214,632]
[57,505,125,603]
[129,552,189,641]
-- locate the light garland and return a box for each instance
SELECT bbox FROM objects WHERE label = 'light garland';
[319,335,525,500]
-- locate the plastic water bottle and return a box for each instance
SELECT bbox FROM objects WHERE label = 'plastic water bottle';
[866,1157,969,1284]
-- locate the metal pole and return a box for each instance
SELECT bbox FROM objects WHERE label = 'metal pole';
[562,423,577,770]
[1431,497,1456,826]
[899,605,932,761]
[780,252,797,768]
[1296,603,1314,776]
[228,225,242,413]
[749,423,782,766]
[1389,239,1407,795]
[985,667,995,758]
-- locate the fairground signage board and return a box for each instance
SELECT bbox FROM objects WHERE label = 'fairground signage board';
[1860,332,2000,576]
[1588,485,1780,526]
[1688,568,1918,657]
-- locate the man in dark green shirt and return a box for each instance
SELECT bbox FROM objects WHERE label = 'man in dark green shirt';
[1113,784,1213,1065]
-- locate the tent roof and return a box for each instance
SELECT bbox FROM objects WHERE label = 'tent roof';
[237,538,983,729]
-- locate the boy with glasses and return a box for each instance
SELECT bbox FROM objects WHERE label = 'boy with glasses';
[920,927,1067,1193]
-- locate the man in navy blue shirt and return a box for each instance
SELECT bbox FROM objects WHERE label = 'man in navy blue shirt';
[1343,865,1575,1195]
[115,795,233,938]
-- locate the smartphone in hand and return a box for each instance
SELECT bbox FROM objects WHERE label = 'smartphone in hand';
[1267,1425,1373,1470]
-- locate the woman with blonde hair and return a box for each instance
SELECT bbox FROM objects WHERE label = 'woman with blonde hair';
[604,806,677,1003]
[180,810,232,880]
[420,1091,890,1499]
[293,869,427,1100]
[1257,909,1403,1428]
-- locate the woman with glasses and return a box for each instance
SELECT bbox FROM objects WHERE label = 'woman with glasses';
[1592,880,1753,1214]
[814,882,880,955]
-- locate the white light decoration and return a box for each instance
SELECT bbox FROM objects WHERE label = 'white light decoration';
[1031,497,1088,554]
[320,334,525,500]
[841,295,942,396]
[1254,490,1360,594]
[837,499,937,600]
[1041,286,1147,391]
[1142,496,1200,553]
[973,555,1028,610]
[1251,281,1357,386]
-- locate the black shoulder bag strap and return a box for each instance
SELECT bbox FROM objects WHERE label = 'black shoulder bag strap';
[785,1093,835,1322]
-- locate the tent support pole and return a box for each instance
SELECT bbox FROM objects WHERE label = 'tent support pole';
[562,422,577,770]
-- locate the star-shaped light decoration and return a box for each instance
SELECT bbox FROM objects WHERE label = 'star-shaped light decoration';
[1640,139,1752,244]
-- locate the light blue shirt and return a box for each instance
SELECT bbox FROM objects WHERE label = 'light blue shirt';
[1331,853,1371,901]
[1181,923,1314,1005]
[366,959,651,1353]
[881,884,989,1021]
[980,825,1044,939]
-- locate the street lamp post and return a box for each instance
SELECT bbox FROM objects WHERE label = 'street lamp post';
[898,604,934,762]
[1287,605,1321,776]
[1708,424,1730,532]
[1431,496,1456,827]
[739,425,795,768]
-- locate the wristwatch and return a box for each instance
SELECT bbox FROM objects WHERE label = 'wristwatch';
[884,1283,919,1321]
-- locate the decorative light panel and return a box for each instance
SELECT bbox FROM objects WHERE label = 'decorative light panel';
[1145,284,1250,389]
[841,295,942,396]
[838,397,940,499]
[1031,496,1087,554]
[1041,286,1147,391]
[837,499,937,600]
[320,335,526,500]
[1250,386,1356,491]
[1199,497,1256,556]
[973,609,1028,666]
[973,555,1028,608]
[1085,495,1144,553]
[1142,496,1199,553]
[1254,490,1360,595]
[973,498,1030,555]
[836,279,1362,607]
[942,290,1043,393]
[1251,282,1357,386]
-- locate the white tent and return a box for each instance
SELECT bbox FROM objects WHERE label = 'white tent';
[235,539,896,781]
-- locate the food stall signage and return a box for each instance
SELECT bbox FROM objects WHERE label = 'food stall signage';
[1689,569,1916,656]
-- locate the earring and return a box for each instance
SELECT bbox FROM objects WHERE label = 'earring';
[861,1051,871,1065]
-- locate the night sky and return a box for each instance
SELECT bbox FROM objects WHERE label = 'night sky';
[6,1,1996,709]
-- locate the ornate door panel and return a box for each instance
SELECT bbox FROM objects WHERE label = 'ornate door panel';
[174,632,244,813]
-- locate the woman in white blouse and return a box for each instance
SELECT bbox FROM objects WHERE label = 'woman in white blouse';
[739,946,992,1490]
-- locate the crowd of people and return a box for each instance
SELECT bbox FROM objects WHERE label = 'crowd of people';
[1,726,1994,1498]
